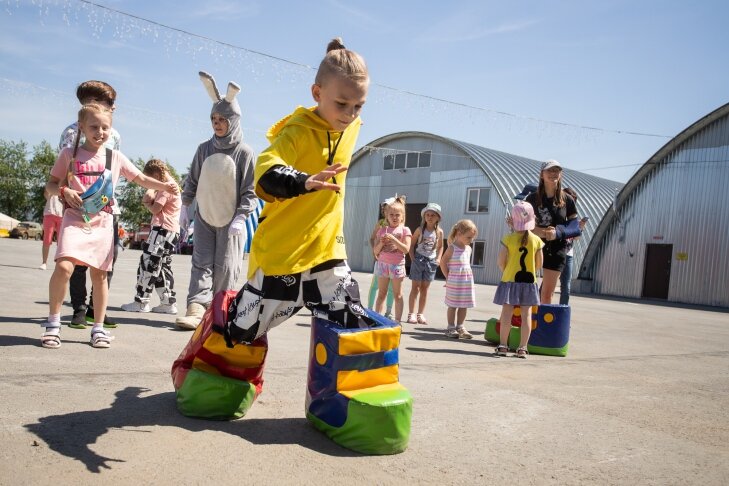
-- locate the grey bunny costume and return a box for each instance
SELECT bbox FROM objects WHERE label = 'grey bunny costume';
[176,72,256,329]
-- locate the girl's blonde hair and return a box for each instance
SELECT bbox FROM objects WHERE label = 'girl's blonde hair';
[315,37,369,85]
[143,158,170,181]
[447,219,477,244]
[386,195,406,225]
[73,102,113,156]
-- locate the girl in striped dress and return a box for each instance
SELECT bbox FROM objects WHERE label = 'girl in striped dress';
[440,219,478,339]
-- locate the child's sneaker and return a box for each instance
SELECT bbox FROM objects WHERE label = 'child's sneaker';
[38,263,47,270]
[151,303,178,314]
[121,301,151,313]
[85,307,118,328]
[445,327,459,338]
[69,308,88,329]
[456,327,473,339]
[406,313,417,324]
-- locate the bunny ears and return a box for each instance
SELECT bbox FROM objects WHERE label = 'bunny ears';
[199,71,240,103]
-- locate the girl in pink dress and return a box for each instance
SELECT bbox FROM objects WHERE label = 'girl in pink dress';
[440,219,478,339]
[41,103,179,349]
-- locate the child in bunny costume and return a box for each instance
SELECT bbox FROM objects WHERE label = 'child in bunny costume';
[175,72,257,330]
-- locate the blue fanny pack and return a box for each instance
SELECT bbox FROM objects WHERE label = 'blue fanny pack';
[80,168,114,215]
[69,147,114,216]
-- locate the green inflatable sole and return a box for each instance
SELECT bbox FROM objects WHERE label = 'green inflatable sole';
[308,387,413,455]
[484,318,568,357]
[176,368,256,420]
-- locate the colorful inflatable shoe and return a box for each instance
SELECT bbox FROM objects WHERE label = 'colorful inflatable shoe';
[485,304,571,357]
[171,290,267,420]
[306,311,412,454]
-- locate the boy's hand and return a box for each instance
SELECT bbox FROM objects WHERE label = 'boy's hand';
[305,163,347,192]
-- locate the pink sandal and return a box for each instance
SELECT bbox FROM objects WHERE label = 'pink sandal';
[416,314,427,324]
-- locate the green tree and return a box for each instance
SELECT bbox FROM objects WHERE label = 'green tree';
[116,157,181,231]
[27,141,58,221]
[0,139,30,219]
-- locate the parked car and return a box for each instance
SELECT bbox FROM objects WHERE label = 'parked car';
[128,223,151,250]
[10,221,43,240]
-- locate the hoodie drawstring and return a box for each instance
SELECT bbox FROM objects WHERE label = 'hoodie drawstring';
[327,131,343,187]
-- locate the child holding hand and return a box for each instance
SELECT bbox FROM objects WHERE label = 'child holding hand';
[121,159,182,314]
[440,219,478,339]
[373,196,411,322]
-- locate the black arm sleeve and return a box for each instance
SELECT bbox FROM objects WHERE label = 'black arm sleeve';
[258,165,311,199]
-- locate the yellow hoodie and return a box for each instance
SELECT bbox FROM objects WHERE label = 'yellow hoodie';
[248,106,362,278]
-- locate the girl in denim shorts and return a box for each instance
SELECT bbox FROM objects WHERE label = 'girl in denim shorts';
[406,203,444,325]
[373,196,411,322]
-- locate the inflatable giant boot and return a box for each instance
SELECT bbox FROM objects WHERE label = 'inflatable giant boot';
[306,311,412,454]
[171,290,268,419]
[485,304,571,357]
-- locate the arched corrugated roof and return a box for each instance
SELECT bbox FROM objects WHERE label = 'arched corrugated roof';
[352,131,622,254]
[578,102,729,278]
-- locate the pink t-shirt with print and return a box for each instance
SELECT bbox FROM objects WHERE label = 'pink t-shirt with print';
[376,225,411,265]
[50,147,141,271]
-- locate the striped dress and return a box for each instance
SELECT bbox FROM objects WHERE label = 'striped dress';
[444,244,476,308]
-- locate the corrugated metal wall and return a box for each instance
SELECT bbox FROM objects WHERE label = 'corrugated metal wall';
[345,132,622,286]
[583,110,729,307]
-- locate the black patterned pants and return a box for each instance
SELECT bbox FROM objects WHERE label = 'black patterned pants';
[134,226,179,305]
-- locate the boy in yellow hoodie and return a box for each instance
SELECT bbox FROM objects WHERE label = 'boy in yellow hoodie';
[224,38,371,346]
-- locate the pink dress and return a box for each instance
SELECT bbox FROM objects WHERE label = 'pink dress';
[51,147,141,271]
[444,244,476,308]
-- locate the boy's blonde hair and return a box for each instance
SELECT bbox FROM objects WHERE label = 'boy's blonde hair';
[315,37,369,85]
[447,219,477,244]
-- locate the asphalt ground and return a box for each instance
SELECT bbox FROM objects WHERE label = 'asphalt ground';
[0,237,728,485]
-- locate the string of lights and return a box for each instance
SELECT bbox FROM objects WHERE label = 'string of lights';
[3,0,673,140]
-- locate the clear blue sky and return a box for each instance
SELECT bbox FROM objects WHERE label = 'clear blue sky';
[1,0,727,183]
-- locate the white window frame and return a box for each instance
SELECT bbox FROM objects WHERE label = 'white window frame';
[466,187,490,214]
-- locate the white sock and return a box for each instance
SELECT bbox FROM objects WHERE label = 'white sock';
[45,314,61,333]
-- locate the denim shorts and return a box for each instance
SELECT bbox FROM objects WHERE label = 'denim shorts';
[409,254,438,281]
[374,261,406,279]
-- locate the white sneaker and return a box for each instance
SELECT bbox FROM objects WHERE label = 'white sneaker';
[39,263,47,270]
[121,301,151,313]
[151,303,178,314]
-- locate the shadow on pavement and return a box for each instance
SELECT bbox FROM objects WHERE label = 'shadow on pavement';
[0,315,46,326]
[25,386,359,473]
